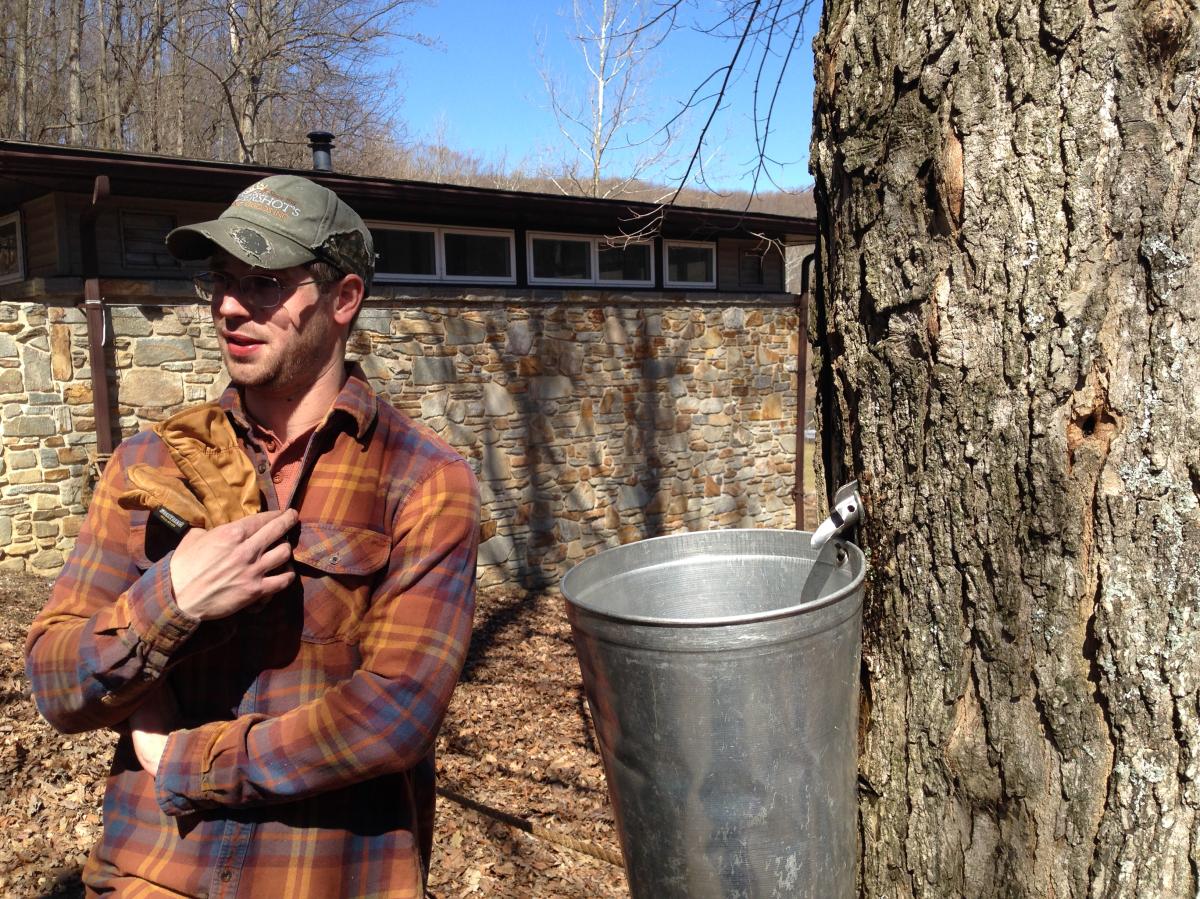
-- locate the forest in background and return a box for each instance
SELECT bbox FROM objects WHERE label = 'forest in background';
[0,0,814,216]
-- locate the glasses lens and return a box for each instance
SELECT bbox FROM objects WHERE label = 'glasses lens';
[242,275,283,309]
[194,271,227,302]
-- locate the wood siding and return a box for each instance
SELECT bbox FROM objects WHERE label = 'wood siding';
[20,194,59,277]
[48,193,222,278]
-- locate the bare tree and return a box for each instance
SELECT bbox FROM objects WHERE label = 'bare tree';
[0,0,427,167]
[168,0,425,164]
[636,0,814,206]
[66,0,85,144]
[538,0,676,199]
[13,0,34,138]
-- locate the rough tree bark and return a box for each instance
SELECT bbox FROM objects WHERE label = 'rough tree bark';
[811,0,1200,896]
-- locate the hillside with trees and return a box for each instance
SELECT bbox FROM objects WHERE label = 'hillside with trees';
[0,0,813,216]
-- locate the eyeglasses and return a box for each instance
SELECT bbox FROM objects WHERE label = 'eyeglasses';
[193,270,339,310]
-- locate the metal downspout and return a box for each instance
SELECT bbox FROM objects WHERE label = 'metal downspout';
[80,175,114,471]
[795,252,814,530]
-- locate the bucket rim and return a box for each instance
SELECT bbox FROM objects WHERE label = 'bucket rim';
[560,528,866,628]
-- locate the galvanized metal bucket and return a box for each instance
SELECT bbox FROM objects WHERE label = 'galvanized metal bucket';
[561,528,865,899]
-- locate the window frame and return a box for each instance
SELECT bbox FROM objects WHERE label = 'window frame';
[0,211,25,285]
[370,222,517,285]
[369,222,441,282]
[526,231,655,288]
[662,239,717,289]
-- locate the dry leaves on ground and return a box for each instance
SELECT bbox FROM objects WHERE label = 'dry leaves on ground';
[0,571,629,899]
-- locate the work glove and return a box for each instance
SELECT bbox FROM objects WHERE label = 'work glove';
[118,402,261,528]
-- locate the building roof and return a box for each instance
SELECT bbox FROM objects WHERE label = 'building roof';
[0,140,816,243]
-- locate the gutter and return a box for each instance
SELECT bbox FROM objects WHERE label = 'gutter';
[795,252,814,530]
[79,175,114,468]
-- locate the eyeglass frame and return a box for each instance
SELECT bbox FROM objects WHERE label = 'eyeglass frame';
[192,266,344,311]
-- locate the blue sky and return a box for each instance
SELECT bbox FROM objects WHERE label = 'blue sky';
[393,1,820,193]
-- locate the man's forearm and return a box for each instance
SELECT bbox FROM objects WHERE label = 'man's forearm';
[26,554,203,733]
[152,457,479,816]
[24,441,217,734]
[153,659,468,815]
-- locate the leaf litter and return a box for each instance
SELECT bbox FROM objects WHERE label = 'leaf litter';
[0,570,629,898]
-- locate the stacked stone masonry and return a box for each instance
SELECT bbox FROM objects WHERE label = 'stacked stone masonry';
[1,293,801,586]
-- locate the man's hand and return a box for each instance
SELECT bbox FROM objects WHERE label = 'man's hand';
[130,686,178,777]
[170,508,299,621]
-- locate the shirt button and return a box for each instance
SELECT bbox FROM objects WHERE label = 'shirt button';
[272,473,282,484]
[257,461,267,474]
[219,869,233,882]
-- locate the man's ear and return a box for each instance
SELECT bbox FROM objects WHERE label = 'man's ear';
[331,274,364,329]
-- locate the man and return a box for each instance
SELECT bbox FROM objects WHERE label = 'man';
[25,175,479,897]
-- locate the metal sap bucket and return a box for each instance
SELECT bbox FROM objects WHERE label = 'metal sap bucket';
[562,528,865,899]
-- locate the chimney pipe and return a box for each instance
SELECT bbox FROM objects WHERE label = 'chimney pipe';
[307,131,335,172]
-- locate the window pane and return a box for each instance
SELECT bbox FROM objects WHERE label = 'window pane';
[598,243,651,282]
[739,250,765,286]
[667,245,713,283]
[532,237,591,280]
[444,232,512,278]
[122,211,177,268]
[374,228,436,276]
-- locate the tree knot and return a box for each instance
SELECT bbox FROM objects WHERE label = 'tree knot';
[1140,0,1193,61]
[1067,402,1119,470]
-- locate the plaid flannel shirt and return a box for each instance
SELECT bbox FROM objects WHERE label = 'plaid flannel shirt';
[25,366,479,898]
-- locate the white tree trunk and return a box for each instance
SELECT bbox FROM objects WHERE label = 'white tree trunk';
[67,0,83,144]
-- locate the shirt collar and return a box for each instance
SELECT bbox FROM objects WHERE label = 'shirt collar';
[218,362,378,442]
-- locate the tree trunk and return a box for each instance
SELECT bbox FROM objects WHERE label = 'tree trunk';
[67,0,83,144]
[173,0,186,155]
[811,0,1200,896]
[14,0,32,138]
[226,3,258,163]
[96,0,116,147]
[150,0,163,152]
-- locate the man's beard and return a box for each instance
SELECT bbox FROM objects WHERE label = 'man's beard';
[222,296,336,394]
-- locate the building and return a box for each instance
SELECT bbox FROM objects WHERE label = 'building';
[0,140,816,585]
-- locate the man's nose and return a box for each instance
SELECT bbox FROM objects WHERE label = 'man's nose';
[214,285,254,318]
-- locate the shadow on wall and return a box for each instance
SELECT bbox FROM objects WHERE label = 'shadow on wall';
[350,298,801,630]
[355,301,684,588]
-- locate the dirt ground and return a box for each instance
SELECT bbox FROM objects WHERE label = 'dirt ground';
[0,569,629,899]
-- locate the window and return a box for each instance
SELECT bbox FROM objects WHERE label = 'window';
[663,240,716,288]
[527,233,654,287]
[530,235,592,282]
[121,211,177,269]
[0,212,23,285]
[374,227,437,279]
[372,224,515,284]
[598,242,652,283]
[739,249,766,288]
[444,229,514,280]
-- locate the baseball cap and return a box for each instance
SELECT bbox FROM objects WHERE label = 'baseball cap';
[166,174,374,290]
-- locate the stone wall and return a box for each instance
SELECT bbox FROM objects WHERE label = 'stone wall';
[1,291,804,586]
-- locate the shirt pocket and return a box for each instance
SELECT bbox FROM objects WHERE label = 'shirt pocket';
[292,521,390,643]
[128,523,153,571]
[128,511,188,571]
